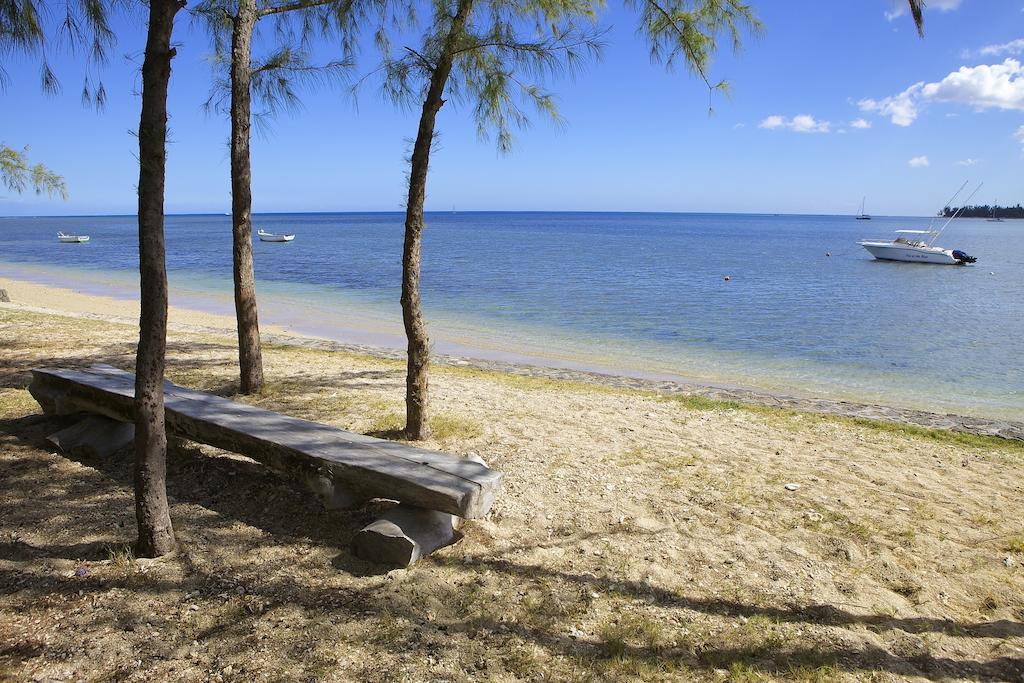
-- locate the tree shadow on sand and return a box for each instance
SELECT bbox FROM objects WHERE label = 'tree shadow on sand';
[1,409,1021,681]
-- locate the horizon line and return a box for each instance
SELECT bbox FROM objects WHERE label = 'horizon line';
[0,209,962,220]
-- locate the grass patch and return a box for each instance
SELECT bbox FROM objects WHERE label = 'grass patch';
[0,389,38,418]
[788,663,843,682]
[263,342,403,371]
[365,409,481,442]
[518,582,592,630]
[617,446,646,465]
[596,612,669,658]
[726,662,771,682]
[670,394,747,412]
[1002,536,1024,553]
[840,416,1023,453]
[969,512,1000,528]
[106,544,137,578]
[442,364,631,397]
[428,412,482,441]
[366,411,404,435]
[665,390,1023,453]
[802,509,875,542]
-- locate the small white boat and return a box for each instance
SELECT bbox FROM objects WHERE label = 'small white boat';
[57,232,90,243]
[858,230,975,264]
[257,229,294,242]
[858,181,978,265]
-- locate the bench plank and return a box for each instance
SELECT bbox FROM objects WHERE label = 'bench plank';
[29,365,501,518]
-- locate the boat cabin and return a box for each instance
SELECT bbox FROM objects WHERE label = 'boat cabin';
[892,230,936,248]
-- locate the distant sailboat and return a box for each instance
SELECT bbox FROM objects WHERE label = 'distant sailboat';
[855,197,871,220]
[987,200,1004,222]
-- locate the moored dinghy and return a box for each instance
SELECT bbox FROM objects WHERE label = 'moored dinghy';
[57,232,90,243]
[257,229,294,242]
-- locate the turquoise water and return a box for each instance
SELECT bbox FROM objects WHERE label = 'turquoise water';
[1,212,1021,419]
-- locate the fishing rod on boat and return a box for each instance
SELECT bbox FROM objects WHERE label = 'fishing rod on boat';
[929,181,983,247]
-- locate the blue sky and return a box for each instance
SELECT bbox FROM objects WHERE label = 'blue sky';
[1,0,1022,216]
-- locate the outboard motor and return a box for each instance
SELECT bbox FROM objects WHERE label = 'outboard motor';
[952,249,977,264]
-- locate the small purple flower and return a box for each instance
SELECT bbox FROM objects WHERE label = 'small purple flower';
[74,565,88,577]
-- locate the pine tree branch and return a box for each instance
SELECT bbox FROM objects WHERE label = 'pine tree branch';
[257,0,344,18]
[642,0,713,90]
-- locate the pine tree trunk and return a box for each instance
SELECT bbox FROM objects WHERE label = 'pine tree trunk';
[134,0,181,558]
[401,0,475,440]
[230,0,264,395]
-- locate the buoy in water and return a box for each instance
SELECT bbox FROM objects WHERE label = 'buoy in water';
[826,252,831,257]
[723,275,731,281]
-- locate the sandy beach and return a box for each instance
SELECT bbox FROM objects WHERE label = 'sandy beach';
[1,276,1023,681]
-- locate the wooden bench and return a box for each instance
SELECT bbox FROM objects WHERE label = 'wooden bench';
[29,365,502,566]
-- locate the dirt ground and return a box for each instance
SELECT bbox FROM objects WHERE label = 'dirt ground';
[1,300,1022,682]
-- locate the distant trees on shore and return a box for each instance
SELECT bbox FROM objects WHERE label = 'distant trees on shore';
[942,205,1024,219]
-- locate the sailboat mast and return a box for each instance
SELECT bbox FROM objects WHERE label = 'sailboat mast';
[929,181,981,246]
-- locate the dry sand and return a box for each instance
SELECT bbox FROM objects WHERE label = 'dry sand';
[0,278,1022,682]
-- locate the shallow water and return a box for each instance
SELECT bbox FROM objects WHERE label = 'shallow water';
[2,212,1021,419]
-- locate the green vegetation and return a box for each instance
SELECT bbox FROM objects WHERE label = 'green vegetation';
[0,145,67,198]
[0,389,38,418]
[1003,536,1024,554]
[943,204,1024,219]
[663,392,1023,453]
[596,612,669,657]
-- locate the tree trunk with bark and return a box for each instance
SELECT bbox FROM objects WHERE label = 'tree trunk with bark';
[134,0,182,558]
[401,0,475,440]
[230,0,265,395]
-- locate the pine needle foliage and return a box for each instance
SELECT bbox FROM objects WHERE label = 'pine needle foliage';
[201,43,351,125]
[907,0,924,36]
[629,0,760,111]
[0,143,68,199]
[376,0,603,153]
[194,0,355,125]
[0,0,124,106]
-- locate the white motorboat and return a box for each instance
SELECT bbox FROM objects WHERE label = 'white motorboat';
[257,229,294,242]
[858,230,975,264]
[57,232,89,243]
[857,181,978,265]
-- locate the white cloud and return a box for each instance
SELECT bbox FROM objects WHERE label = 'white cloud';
[850,118,872,129]
[859,59,1024,125]
[886,0,962,21]
[977,38,1024,57]
[908,155,930,167]
[858,83,924,126]
[922,59,1024,110]
[758,114,831,133]
[1016,125,1024,148]
[956,158,978,166]
[733,123,745,129]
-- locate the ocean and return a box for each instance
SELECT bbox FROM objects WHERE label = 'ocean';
[1,211,1021,420]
